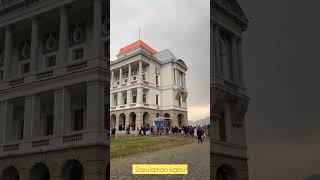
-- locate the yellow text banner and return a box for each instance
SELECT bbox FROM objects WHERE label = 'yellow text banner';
[132,164,188,174]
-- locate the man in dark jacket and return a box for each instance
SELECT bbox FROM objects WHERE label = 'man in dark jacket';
[197,128,203,143]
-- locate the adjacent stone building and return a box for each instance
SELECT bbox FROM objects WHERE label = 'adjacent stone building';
[0,0,109,179]
[211,0,250,179]
[110,40,188,134]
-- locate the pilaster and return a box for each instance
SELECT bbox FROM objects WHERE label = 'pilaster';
[31,17,40,72]
[224,101,232,143]
[119,67,123,85]
[128,63,131,82]
[127,89,131,105]
[59,6,69,64]
[137,87,143,105]
[0,102,4,144]
[138,60,142,82]
[117,91,123,106]
[110,70,114,87]
[4,25,13,79]
[54,89,63,136]
[92,0,103,58]
[231,36,240,84]
[62,87,71,133]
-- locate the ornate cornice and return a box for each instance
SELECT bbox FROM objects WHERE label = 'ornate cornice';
[214,0,248,30]
[0,0,40,17]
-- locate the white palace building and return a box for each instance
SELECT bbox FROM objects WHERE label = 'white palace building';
[0,0,109,180]
[110,40,188,133]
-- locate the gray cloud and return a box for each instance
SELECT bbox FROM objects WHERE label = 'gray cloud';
[111,0,210,121]
[238,0,320,179]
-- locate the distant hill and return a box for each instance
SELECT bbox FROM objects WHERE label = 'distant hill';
[305,175,320,180]
[188,117,210,127]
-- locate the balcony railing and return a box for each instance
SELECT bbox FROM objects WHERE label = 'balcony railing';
[0,57,107,91]
[0,130,108,157]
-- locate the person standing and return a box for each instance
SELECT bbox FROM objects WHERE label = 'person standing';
[197,128,203,143]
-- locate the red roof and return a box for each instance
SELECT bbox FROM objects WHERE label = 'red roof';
[119,40,157,55]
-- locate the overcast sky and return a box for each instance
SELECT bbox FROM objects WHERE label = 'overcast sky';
[110,0,210,122]
[237,0,320,179]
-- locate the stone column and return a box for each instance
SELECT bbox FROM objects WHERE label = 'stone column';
[224,101,232,143]
[62,87,71,133]
[128,63,132,82]
[54,89,63,135]
[24,95,38,139]
[0,102,4,144]
[87,81,105,131]
[119,67,123,85]
[237,39,244,86]
[125,112,130,129]
[92,0,103,57]
[214,25,221,75]
[59,6,69,64]
[127,89,131,105]
[117,91,122,106]
[31,17,40,72]
[136,112,143,130]
[115,113,119,131]
[30,17,40,72]
[171,64,175,85]
[137,87,143,105]
[138,61,143,82]
[211,23,215,76]
[4,26,13,79]
[183,73,186,88]
[3,102,11,143]
[110,93,114,107]
[147,64,150,82]
[175,68,179,86]
[232,36,240,84]
[110,70,114,87]
[173,68,176,85]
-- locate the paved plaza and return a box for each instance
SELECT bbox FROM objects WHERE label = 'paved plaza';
[111,138,210,180]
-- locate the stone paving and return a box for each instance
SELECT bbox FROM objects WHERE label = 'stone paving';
[110,137,210,180]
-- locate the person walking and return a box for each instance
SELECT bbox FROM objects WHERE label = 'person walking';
[197,128,203,143]
[194,127,197,138]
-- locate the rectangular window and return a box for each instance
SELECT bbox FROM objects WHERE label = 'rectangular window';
[47,55,56,67]
[46,114,54,136]
[72,48,84,61]
[156,75,159,86]
[143,74,146,81]
[124,97,127,104]
[156,95,159,105]
[132,95,137,103]
[143,94,147,103]
[22,63,30,74]
[0,71,3,80]
[114,95,117,106]
[74,109,84,131]
[18,120,24,140]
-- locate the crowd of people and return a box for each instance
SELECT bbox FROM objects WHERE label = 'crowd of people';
[111,124,210,143]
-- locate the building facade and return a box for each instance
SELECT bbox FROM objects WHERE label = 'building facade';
[110,40,188,133]
[0,0,109,180]
[211,0,250,180]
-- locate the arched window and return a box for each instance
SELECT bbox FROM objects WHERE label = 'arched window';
[2,166,19,180]
[30,163,50,180]
[216,165,237,180]
[62,160,84,180]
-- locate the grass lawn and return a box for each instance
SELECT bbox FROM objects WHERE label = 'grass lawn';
[110,136,193,159]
